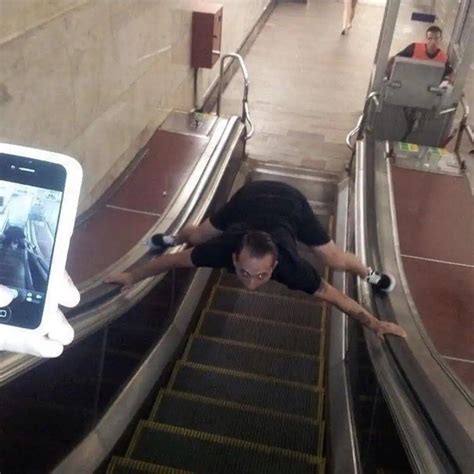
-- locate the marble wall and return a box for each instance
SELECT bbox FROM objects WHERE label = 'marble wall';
[0,0,271,211]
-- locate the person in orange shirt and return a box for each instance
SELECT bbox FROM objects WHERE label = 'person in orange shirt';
[387,26,453,81]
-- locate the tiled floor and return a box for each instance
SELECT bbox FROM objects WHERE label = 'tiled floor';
[220,0,431,172]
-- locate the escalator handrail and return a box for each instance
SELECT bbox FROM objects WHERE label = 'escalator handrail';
[76,117,230,295]
[327,178,362,474]
[53,121,246,473]
[0,116,243,387]
[354,137,462,473]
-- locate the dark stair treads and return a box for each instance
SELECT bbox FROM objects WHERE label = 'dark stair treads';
[127,421,323,474]
[169,362,323,418]
[107,456,192,473]
[218,272,321,302]
[209,287,323,327]
[151,390,324,455]
[184,335,323,385]
[198,310,323,356]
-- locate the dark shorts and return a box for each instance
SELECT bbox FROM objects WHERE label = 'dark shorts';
[293,190,331,247]
[212,180,331,247]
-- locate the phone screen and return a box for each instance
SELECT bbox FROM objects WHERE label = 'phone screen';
[0,153,66,329]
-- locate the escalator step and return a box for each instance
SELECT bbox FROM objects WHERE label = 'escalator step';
[169,362,323,418]
[184,335,323,385]
[219,271,320,302]
[126,421,323,474]
[107,456,192,473]
[198,310,323,356]
[209,286,324,328]
[150,390,324,455]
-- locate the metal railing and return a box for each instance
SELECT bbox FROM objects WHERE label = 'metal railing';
[454,96,474,162]
[346,92,380,174]
[346,92,380,152]
[217,53,254,140]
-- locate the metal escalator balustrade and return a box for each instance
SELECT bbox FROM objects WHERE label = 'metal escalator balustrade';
[106,194,335,473]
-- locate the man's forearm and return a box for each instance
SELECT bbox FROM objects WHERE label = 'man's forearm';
[317,281,380,332]
[130,251,193,283]
[333,291,380,332]
[315,281,407,339]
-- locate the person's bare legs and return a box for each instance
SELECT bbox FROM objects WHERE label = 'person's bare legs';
[342,0,357,34]
[311,240,368,278]
[350,0,358,23]
[342,0,353,34]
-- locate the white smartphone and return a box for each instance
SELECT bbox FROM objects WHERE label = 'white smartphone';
[0,143,82,335]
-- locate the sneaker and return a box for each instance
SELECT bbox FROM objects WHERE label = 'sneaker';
[148,233,175,250]
[366,269,396,292]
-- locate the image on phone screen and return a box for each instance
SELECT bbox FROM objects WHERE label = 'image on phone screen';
[0,153,66,329]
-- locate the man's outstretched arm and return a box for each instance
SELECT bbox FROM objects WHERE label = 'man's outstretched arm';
[314,280,407,339]
[105,249,195,290]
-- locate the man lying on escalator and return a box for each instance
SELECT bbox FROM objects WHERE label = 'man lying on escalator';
[106,181,407,340]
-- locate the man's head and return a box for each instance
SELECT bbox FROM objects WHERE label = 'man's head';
[232,231,278,290]
[425,26,443,55]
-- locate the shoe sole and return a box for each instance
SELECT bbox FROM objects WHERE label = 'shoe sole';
[378,271,396,293]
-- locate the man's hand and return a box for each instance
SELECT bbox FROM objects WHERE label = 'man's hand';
[373,320,407,340]
[0,272,80,358]
[314,280,407,341]
[104,271,135,291]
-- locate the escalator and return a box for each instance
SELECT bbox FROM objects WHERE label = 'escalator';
[101,163,415,474]
[0,153,417,473]
[106,167,335,473]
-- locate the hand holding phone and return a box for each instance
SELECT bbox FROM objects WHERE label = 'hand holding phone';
[0,272,79,357]
[0,143,82,352]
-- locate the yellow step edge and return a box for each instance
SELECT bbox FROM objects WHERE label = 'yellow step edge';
[202,308,323,333]
[316,303,328,362]
[126,420,147,458]
[149,390,166,422]
[166,364,181,392]
[188,333,322,361]
[139,421,323,466]
[150,388,321,427]
[194,285,219,335]
[318,312,327,360]
[318,390,325,424]
[107,456,194,474]
[318,420,326,457]
[214,284,323,307]
[203,284,218,311]
[320,301,328,332]
[318,343,325,385]
[181,335,195,361]
[174,360,325,393]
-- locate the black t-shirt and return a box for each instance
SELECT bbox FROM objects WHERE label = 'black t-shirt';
[396,43,453,77]
[190,181,323,294]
